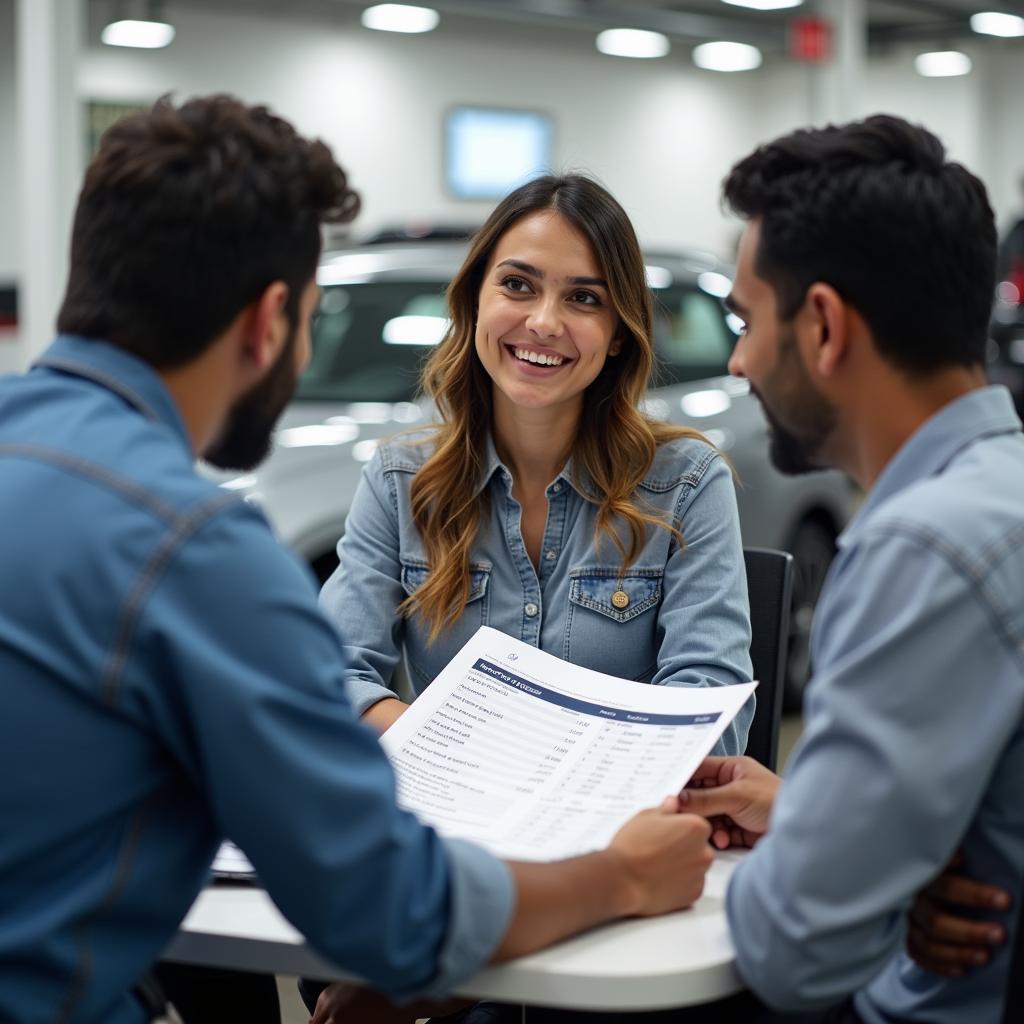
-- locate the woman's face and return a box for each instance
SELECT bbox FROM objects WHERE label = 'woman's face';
[474,210,621,419]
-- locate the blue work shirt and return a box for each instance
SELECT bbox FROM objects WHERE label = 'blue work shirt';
[322,431,754,756]
[0,336,513,1024]
[727,386,1024,1022]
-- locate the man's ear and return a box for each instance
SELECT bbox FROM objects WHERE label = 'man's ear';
[803,283,847,377]
[241,281,290,371]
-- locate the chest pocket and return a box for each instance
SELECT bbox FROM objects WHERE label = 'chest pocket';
[564,567,663,680]
[400,558,492,692]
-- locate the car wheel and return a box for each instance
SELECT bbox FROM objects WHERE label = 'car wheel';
[784,517,837,711]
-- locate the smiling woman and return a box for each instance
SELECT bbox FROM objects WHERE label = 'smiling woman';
[307,175,757,1021]
[308,171,756,1023]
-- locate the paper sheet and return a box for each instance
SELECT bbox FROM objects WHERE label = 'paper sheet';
[382,626,756,861]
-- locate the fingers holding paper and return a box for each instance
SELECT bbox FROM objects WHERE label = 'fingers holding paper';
[609,800,714,915]
[678,755,780,850]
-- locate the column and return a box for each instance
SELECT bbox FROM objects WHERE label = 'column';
[15,0,82,367]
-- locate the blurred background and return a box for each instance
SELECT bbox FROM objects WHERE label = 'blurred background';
[4,0,1024,375]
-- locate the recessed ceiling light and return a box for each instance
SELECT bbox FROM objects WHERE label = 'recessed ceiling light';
[693,41,763,72]
[361,4,440,34]
[721,0,804,10]
[914,50,973,77]
[596,28,671,58]
[101,18,175,48]
[970,11,1024,37]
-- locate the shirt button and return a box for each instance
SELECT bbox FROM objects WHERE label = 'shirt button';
[545,549,556,561]
[552,482,562,493]
[611,590,630,609]
[525,602,539,618]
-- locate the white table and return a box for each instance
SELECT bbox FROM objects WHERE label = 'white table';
[164,851,745,1013]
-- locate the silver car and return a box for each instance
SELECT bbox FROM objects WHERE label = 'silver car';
[218,239,856,705]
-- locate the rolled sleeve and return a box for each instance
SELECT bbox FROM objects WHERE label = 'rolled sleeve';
[653,452,754,756]
[419,838,515,998]
[321,450,407,716]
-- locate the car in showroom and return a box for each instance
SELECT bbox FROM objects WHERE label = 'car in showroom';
[215,238,858,706]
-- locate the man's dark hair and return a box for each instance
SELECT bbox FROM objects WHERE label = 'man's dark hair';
[57,94,359,368]
[723,114,996,374]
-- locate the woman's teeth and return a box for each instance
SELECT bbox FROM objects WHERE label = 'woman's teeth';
[514,348,564,366]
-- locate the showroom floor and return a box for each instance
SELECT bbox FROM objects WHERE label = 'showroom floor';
[271,715,805,1024]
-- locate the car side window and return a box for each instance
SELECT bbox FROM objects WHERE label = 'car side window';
[300,283,449,403]
[652,287,734,385]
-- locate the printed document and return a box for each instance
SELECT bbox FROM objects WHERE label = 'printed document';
[381,626,756,861]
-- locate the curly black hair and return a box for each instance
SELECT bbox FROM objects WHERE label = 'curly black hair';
[58,93,360,367]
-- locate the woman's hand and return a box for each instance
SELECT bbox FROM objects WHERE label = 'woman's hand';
[677,755,780,849]
[361,697,411,734]
[907,853,1011,977]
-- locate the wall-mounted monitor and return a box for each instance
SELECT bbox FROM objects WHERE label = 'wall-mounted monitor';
[445,106,554,201]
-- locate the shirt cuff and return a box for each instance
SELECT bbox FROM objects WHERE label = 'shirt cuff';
[344,675,399,717]
[417,837,515,999]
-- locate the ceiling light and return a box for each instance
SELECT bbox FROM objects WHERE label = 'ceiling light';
[361,4,440,34]
[101,18,175,48]
[721,0,803,10]
[596,28,670,59]
[914,50,972,77]
[970,11,1024,37]
[693,41,763,72]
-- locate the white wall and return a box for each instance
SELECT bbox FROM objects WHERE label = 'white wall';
[2,1,1024,373]
[76,5,763,255]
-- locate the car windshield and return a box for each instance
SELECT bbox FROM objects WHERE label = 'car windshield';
[296,279,736,403]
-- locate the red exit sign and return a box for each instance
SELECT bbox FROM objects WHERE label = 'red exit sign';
[790,15,832,63]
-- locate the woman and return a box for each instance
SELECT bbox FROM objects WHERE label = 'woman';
[306,175,754,1023]
[323,174,754,750]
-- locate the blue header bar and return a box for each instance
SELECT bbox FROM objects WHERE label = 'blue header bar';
[472,659,721,726]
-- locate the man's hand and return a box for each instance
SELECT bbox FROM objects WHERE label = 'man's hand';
[907,853,1011,977]
[608,798,714,916]
[495,798,713,960]
[361,697,410,735]
[678,755,780,850]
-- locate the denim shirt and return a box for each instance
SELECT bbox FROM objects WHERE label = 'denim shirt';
[726,387,1024,1023]
[321,432,754,756]
[0,337,512,1021]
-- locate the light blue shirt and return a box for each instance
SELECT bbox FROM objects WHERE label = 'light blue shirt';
[0,337,512,1023]
[727,386,1024,1022]
[322,431,754,756]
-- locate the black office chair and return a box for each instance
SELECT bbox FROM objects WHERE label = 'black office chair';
[742,547,793,772]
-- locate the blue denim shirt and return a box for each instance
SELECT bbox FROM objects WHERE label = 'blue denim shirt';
[322,432,754,756]
[727,387,1024,1023]
[0,337,512,1023]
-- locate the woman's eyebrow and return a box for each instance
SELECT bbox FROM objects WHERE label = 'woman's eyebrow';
[495,259,608,289]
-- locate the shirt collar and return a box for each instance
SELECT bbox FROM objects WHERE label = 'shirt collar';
[474,432,593,500]
[33,335,193,454]
[840,385,1022,547]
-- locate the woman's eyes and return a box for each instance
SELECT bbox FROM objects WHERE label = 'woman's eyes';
[500,274,531,293]
[498,276,601,306]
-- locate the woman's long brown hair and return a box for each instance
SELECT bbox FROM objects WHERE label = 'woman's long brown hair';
[403,175,709,641]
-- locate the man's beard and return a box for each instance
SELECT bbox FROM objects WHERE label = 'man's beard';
[753,328,837,476]
[204,327,298,471]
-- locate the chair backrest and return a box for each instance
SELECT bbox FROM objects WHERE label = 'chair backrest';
[742,547,793,772]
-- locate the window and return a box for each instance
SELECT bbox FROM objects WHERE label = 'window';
[446,107,554,200]
[652,288,734,384]
[299,284,449,403]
